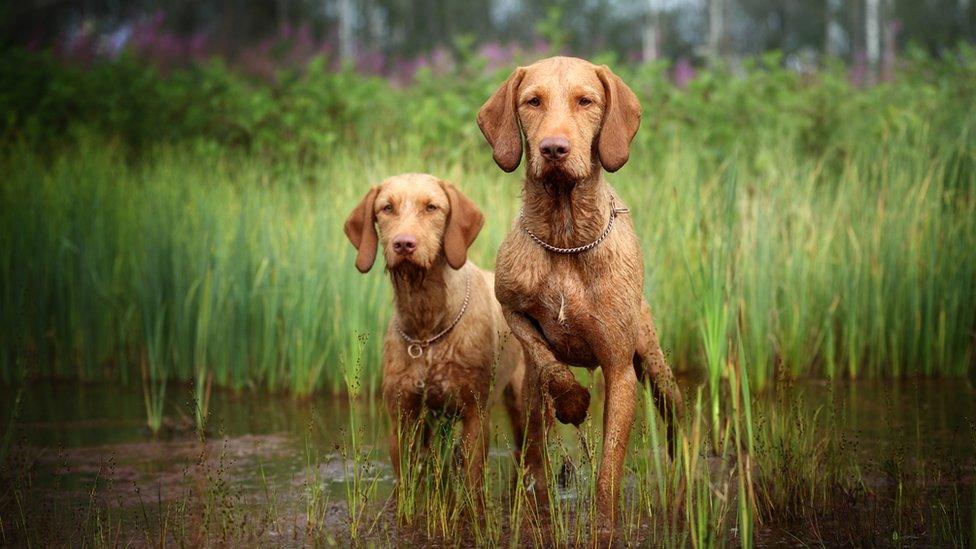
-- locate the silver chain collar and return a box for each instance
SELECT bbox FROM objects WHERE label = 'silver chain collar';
[521,202,630,254]
[394,272,471,359]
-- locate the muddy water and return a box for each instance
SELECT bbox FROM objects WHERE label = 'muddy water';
[1,377,974,545]
[1,383,393,507]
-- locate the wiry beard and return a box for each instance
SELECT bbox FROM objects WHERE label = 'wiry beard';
[529,150,595,191]
[536,165,580,196]
[534,156,602,198]
[387,260,430,290]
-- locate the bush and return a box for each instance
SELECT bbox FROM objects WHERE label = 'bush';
[3,45,974,167]
[1,46,974,394]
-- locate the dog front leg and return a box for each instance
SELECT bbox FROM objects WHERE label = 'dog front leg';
[635,301,683,457]
[460,404,490,510]
[503,311,590,426]
[596,357,638,544]
[501,311,558,514]
[516,351,552,519]
[502,381,525,463]
[384,387,423,485]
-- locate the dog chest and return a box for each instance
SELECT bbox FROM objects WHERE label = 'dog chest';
[384,336,494,416]
[526,276,600,367]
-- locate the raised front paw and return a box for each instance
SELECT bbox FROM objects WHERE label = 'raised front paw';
[544,361,590,426]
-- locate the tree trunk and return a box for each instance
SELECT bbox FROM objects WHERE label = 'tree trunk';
[644,0,661,61]
[970,0,976,43]
[865,0,880,81]
[824,0,842,57]
[881,0,896,80]
[849,0,863,64]
[277,0,289,32]
[707,0,728,64]
[337,0,355,63]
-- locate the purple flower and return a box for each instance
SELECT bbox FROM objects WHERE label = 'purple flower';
[673,58,695,88]
[356,50,385,75]
[849,51,868,87]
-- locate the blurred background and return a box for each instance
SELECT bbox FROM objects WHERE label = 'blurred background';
[5,0,976,77]
[1,0,974,400]
[1,2,974,546]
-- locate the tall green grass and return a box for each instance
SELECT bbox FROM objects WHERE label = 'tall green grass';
[635,131,976,389]
[1,55,975,410]
[2,128,974,399]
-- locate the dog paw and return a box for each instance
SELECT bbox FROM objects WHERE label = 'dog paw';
[554,385,590,426]
[545,363,590,426]
[594,524,618,548]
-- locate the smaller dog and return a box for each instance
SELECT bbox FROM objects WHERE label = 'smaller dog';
[344,173,525,495]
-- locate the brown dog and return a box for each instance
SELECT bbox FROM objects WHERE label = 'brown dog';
[344,173,525,497]
[477,57,683,537]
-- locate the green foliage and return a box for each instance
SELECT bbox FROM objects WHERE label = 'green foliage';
[1,48,975,397]
[4,45,973,169]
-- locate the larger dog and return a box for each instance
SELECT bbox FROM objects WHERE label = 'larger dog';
[477,57,683,538]
[344,173,525,497]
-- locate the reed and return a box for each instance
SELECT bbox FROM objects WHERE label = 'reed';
[1,58,974,418]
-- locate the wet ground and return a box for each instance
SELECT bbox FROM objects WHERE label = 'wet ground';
[1,376,974,546]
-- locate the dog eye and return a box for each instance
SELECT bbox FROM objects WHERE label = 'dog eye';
[527,97,541,107]
[382,204,393,213]
[578,97,593,107]
[425,203,438,212]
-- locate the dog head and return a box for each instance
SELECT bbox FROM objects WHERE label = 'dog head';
[477,56,642,184]
[344,174,485,275]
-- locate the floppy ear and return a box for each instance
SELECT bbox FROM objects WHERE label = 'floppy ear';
[439,180,485,270]
[343,187,379,273]
[477,67,526,172]
[596,65,642,172]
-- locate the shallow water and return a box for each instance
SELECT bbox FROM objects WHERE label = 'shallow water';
[1,376,974,546]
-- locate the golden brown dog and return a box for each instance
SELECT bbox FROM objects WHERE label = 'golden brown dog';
[477,57,683,538]
[344,173,525,497]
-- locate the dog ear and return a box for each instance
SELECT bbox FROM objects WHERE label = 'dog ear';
[343,186,379,273]
[477,67,526,172]
[596,65,642,173]
[439,180,485,270]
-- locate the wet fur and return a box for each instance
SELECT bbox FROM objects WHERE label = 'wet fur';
[344,173,526,500]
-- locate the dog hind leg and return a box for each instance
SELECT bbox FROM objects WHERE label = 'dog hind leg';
[634,301,683,458]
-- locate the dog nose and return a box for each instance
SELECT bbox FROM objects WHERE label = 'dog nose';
[539,137,571,161]
[392,235,417,255]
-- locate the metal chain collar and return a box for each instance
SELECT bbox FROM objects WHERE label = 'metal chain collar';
[521,202,629,254]
[394,272,471,359]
